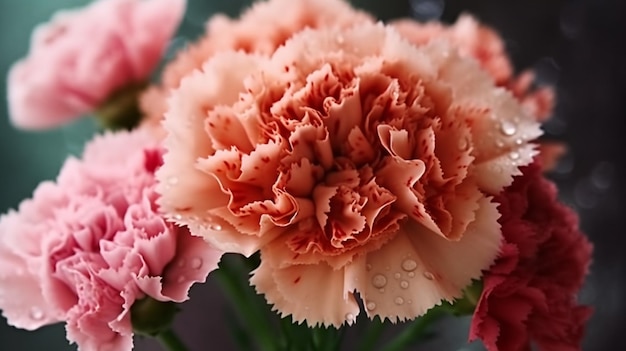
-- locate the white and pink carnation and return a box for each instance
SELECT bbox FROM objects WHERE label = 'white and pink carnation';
[157,22,542,326]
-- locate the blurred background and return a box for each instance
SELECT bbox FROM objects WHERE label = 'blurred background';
[0,0,624,350]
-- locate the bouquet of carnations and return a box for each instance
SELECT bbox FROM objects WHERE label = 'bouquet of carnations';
[0,0,592,350]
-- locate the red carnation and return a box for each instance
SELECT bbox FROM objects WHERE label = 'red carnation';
[470,162,593,351]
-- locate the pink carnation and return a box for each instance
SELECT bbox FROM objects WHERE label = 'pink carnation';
[7,0,185,130]
[157,23,542,326]
[0,130,221,351]
[140,0,373,125]
[470,162,592,351]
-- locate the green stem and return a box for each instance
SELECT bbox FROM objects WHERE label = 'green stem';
[358,319,385,351]
[156,329,189,351]
[215,256,276,351]
[380,307,447,351]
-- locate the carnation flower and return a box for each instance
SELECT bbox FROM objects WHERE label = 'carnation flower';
[0,130,221,351]
[139,0,373,125]
[392,15,554,121]
[469,162,592,351]
[157,23,542,326]
[7,0,185,130]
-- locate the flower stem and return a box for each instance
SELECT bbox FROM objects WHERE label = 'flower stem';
[156,328,189,351]
[358,318,385,351]
[215,255,277,351]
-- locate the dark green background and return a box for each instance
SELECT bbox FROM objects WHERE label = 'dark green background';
[1,0,624,350]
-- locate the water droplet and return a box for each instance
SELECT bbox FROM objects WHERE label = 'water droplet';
[500,121,517,136]
[393,272,401,280]
[407,300,412,304]
[515,138,523,145]
[30,307,44,320]
[366,301,376,310]
[190,258,203,269]
[394,297,405,305]
[591,161,614,190]
[410,0,445,21]
[173,214,183,221]
[457,137,468,151]
[495,140,504,148]
[392,90,400,100]
[408,272,415,278]
[167,177,179,186]
[177,275,186,283]
[366,264,372,271]
[509,151,520,160]
[372,274,387,288]
[400,280,409,289]
[345,313,354,322]
[177,259,186,268]
[385,266,391,271]
[401,259,418,272]
[423,272,435,280]
[209,224,222,231]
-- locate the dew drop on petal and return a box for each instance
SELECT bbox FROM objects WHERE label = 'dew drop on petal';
[509,151,520,160]
[366,301,376,310]
[209,224,222,231]
[457,137,468,151]
[401,259,418,272]
[30,307,44,321]
[177,259,186,268]
[173,214,183,221]
[177,275,186,283]
[393,272,401,280]
[423,272,435,280]
[394,297,405,305]
[500,120,517,136]
[400,280,409,289]
[190,258,202,269]
[372,274,388,288]
[345,313,355,322]
[408,272,415,278]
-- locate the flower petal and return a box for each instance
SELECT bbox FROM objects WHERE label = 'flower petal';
[251,257,360,327]
[360,196,501,322]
